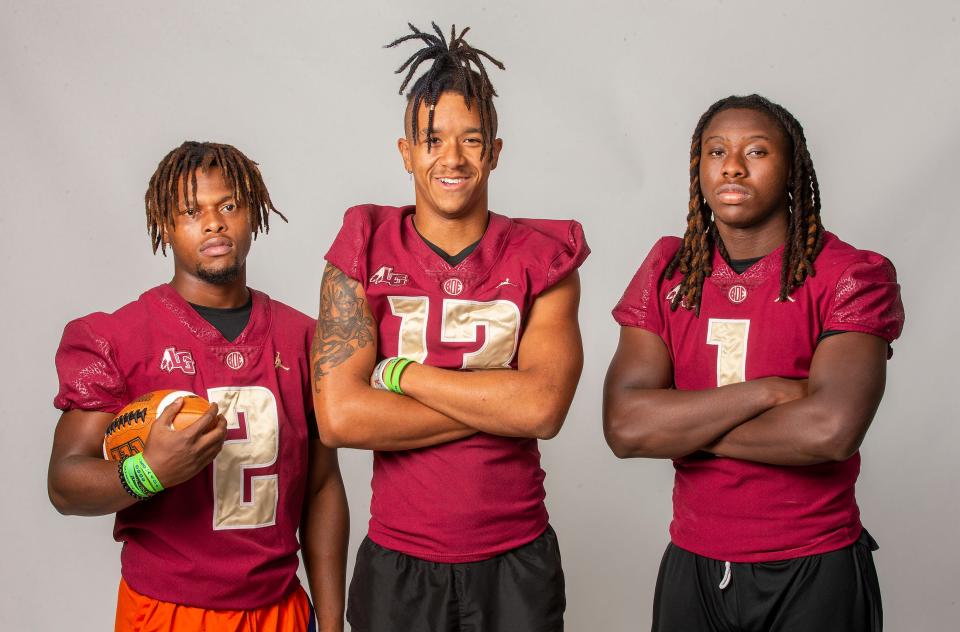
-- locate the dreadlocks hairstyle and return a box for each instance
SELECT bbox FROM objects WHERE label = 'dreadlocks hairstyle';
[664,94,824,314]
[145,141,286,254]
[385,22,504,160]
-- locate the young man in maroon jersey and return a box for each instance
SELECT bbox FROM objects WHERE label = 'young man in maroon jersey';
[605,95,904,631]
[312,24,587,632]
[48,142,348,631]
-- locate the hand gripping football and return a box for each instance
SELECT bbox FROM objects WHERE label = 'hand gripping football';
[103,390,211,461]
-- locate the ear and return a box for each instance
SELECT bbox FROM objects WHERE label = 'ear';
[397,136,413,174]
[488,138,504,171]
[162,219,177,243]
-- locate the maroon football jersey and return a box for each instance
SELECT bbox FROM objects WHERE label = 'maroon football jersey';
[613,232,904,562]
[54,284,315,609]
[326,204,589,562]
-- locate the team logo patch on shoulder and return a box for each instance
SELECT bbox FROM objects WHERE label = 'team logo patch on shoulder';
[665,283,690,309]
[666,284,681,303]
[370,266,409,286]
[159,347,196,375]
[442,277,464,296]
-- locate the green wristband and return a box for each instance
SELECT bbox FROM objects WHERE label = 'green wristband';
[122,456,151,499]
[131,453,164,494]
[387,358,414,394]
[382,357,401,392]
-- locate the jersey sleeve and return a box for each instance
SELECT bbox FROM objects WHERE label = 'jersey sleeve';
[324,205,372,283]
[612,237,680,336]
[53,318,128,413]
[823,255,904,344]
[513,218,590,295]
[544,220,590,289]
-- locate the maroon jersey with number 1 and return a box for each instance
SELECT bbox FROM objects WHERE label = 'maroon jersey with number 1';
[613,232,904,562]
[326,204,589,563]
[54,284,315,609]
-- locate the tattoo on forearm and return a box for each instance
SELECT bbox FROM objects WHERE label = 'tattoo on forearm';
[312,264,375,392]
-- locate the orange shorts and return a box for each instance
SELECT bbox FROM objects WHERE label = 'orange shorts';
[114,578,314,632]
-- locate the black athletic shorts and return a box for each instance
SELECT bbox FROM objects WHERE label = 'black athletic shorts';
[347,524,565,632]
[652,528,883,632]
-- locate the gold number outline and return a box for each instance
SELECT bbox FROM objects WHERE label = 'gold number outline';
[388,296,521,369]
[706,318,751,387]
[207,385,281,531]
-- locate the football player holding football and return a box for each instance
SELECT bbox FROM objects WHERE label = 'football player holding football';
[312,23,588,632]
[48,142,348,631]
[604,95,904,631]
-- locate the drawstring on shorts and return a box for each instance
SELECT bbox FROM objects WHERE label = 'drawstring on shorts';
[718,561,731,590]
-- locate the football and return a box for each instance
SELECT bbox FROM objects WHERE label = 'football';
[103,390,211,461]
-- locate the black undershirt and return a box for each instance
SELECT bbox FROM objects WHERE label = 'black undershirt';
[189,296,253,342]
[728,256,763,274]
[727,256,842,342]
[413,220,484,267]
[423,238,481,266]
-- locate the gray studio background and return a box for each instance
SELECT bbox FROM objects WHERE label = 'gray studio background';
[2,1,957,630]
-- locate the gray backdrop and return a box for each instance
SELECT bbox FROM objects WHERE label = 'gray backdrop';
[2,1,957,630]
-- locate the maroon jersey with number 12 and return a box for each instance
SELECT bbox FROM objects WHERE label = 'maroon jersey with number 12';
[326,204,589,563]
[54,284,315,609]
[613,232,904,563]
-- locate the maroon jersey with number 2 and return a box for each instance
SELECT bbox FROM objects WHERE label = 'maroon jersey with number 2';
[54,284,315,609]
[326,204,589,562]
[613,232,904,562]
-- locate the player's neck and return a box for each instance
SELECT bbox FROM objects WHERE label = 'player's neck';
[715,212,789,260]
[413,207,489,255]
[169,270,250,308]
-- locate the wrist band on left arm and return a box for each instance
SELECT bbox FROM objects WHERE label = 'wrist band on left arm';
[130,453,164,495]
[386,358,415,394]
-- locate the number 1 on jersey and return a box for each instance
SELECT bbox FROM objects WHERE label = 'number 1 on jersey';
[706,319,750,387]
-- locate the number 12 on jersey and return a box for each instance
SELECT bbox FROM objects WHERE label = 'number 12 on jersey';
[388,297,521,369]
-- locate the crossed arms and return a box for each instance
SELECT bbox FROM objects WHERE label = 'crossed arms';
[603,327,888,466]
[311,264,583,451]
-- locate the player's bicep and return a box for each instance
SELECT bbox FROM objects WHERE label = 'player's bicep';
[808,332,887,421]
[311,263,378,393]
[517,271,582,376]
[50,409,114,463]
[605,326,674,392]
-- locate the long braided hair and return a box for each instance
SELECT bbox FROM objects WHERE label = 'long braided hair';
[145,141,286,254]
[385,22,504,160]
[665,94,824,313]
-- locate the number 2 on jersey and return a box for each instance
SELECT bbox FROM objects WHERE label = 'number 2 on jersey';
[206,386,280,530]
[706,319,750,387]
[388,297,521,368]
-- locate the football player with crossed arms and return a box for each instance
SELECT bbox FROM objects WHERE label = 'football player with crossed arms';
[604,95,904,631]
[312,23,588,632]
[48,142,348,631]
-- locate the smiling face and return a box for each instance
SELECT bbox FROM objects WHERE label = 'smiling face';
[699,108,791,233]
[165,167,253,285]
[398,91,502,221]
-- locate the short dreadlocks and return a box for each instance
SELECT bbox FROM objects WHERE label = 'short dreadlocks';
[385,22,504,160]
[145,141,286,254]
[665,94,824,313]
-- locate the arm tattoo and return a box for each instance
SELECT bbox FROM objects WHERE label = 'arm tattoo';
[312,264,375,392]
